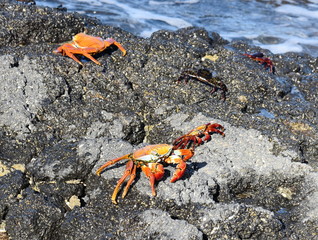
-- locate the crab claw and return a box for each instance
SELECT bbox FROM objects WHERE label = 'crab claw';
[141,163,165,196]
[164,149,193,182]
[170,159,187,183]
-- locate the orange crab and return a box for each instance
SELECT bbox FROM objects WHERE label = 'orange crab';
[53,32,126,65]
[96,122,225,204]
[96,144,193,204]
[173,122,225,150]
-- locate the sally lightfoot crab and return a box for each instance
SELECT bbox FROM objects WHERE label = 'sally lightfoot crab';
[53,32,126,65]
[96,144,193,204]
[243,52,275,74]
[173,122,225,150]
[96,122,225,204]
[178,69,228,100]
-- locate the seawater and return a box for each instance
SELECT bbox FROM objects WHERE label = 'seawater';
[36,0,318,57]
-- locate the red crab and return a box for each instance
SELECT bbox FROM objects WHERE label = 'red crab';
[243,52,275,74]
[178,69,228,100]
[53,32,126,65]
[173,122,225,150]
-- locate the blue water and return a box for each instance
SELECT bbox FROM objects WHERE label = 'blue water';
[36,0,318,57]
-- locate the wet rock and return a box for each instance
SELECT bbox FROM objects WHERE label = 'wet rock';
[0,169,28,219]
[0,0,99,47]
[1,1,318,239]
[36,180,85,210]
[0,132,45,165]
[57,207,119,240]
[5,188,63,240]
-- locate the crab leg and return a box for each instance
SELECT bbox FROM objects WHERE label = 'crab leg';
[78,49,101,65]
[95,153,131,176]
[173,136,203,150]
[141,166,156,196]
[54,43,102,65]
[65,47,102,65]
[65,52,83,65]
[173,123,225,150]
[111,160,135,204]
[122,163,137,199]
[141,163,165,196]
[104,38,127,56]
[53,43,83,65]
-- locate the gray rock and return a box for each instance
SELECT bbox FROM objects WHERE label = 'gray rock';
[0,1,317,239]
[138,209,203,240]
[0,55,47,138]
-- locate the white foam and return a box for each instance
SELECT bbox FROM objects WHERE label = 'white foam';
[36,0,318,56]
[149,0,199,5]
[258,37,318,55]
[259,41,303,54]
[78,0,103,6]
[77,0,192,29]
[275,4,318,19]
[140,27,161,38]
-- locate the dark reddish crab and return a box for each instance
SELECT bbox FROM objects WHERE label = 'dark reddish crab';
[243,52,275,74]
[178,69,228,101]
[173,122,225,150]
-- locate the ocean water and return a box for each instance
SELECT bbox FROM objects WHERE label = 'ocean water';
[36,0,318,57]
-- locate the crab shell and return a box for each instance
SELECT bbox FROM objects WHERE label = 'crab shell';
[96,144,193,204]
[53,32,126,65]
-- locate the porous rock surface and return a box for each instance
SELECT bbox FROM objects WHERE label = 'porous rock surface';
[0,1,318,239]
